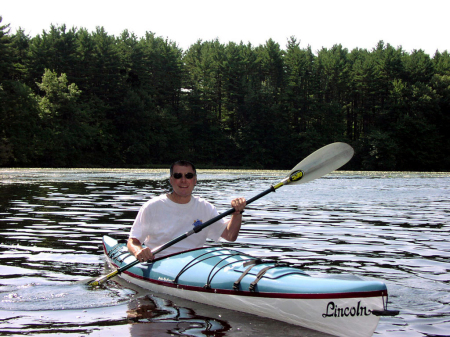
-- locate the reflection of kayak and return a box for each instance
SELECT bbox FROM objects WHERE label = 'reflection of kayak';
[127,294,232,335]
[103,235,395,337]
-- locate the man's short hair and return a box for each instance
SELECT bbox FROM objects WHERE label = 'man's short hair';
[170,160,197,176]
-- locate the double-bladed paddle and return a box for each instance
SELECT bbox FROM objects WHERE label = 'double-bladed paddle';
[88,142,354,286]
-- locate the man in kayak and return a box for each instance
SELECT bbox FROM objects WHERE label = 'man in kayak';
[127,160,246,262]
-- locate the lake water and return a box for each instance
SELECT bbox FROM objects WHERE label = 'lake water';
[0,169,449,336]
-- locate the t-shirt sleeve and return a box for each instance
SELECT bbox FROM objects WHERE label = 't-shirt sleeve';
[207,218,228,241]
[204,204,229,241]
[129,203,147,243]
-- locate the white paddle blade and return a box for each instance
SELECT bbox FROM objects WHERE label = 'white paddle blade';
[287,142,354,185]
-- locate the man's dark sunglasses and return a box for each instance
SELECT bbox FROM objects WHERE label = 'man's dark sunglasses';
[172,172,195,179]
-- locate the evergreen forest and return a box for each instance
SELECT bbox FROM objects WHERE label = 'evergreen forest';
[1,16,449,171]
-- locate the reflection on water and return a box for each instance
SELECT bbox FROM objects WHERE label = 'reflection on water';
[127,294,231,337]
[0,169,449,336]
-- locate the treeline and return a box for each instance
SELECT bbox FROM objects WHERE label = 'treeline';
[1,17,449,171]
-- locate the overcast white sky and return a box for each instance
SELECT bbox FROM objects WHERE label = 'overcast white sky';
[2,0,449,55]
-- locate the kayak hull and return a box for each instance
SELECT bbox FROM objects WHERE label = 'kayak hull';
[103,235,387,337]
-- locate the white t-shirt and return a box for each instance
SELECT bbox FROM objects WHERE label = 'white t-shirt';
[129,194,228,257]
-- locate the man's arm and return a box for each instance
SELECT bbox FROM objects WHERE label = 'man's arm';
[221,197,246,242]
[127,237,153,261]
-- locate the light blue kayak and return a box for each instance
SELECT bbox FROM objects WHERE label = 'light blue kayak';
[103,235,395,337]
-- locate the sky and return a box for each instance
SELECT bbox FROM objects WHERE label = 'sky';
[1,0,449,56]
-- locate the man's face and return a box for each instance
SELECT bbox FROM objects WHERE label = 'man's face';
[169,164,197,198]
